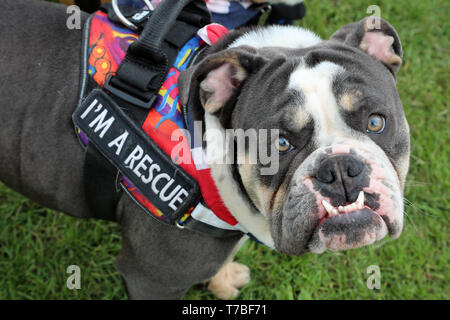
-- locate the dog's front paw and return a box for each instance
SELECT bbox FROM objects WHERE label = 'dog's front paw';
[208,261,251,300]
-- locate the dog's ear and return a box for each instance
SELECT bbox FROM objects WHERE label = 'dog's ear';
[330,17,403,76]
[178,47,262,115]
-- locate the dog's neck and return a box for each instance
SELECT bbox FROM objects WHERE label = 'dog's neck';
[196,26,323,247]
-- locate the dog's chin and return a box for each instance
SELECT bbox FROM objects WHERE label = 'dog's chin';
[307,208,388,253]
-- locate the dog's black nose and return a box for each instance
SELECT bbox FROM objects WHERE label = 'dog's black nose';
[315,154,366,204]
[316,154,364,183]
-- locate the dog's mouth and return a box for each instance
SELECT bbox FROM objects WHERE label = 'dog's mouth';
[309,191,388,253]
[318,190,366,225]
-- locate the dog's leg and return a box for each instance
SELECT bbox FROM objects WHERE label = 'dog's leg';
[208,261,251,300]
[207,237,250,299]
[115,196,244,299]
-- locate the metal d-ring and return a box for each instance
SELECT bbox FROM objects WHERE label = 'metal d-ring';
[112,0,154,30]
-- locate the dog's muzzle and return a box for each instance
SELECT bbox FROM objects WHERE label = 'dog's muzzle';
[273,144,404,255]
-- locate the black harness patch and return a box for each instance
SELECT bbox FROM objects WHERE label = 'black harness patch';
[73,89,200,224]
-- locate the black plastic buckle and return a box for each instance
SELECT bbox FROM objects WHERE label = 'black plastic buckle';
[104,75,157,109]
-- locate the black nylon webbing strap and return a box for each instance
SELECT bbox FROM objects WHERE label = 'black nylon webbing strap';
[84,144,121,221]
[105,0,211,109]
[123,0,208,65]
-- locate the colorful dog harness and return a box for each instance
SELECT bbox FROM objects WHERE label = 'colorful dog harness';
[74,0,252,238]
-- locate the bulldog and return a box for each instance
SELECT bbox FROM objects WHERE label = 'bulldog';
[0,0,409,299]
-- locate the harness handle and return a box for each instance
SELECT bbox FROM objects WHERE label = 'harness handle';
[130,0,209,63]
[105,0,211,109]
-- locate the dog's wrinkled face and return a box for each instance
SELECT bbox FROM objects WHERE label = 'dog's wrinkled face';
[179,18,410,255]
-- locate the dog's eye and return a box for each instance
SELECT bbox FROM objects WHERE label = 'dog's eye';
[367,114,386,133]
[276,137,293,154]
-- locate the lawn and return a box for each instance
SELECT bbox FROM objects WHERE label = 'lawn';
[0,0,448,299]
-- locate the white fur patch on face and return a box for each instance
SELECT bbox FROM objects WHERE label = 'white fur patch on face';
[229,25,322,50]
[288,61,351,146]
[293,107,311,130]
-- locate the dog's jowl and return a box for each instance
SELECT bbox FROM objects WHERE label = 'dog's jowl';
[0,0,409,299]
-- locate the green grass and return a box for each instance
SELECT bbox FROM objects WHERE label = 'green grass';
[0,0,448,299]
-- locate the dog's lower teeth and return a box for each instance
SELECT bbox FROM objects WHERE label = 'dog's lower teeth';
[322,191,365,216]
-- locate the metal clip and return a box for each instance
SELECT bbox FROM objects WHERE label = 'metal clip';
[111,0,154,31]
